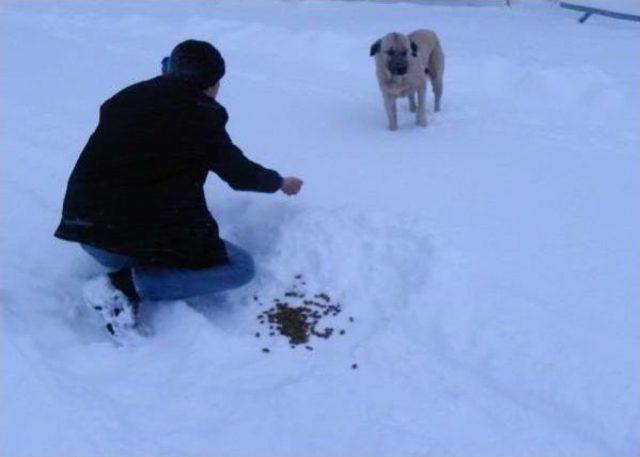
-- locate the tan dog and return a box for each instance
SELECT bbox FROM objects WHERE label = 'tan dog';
[370,29,444,130]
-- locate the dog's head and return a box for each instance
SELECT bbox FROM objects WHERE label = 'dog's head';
[370,33,418,77]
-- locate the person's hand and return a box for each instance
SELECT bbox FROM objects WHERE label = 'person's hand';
[280,177,303,196]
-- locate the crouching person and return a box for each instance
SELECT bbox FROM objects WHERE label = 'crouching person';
[54,40,303,339]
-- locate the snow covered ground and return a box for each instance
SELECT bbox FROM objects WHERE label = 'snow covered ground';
[1,1,639,455]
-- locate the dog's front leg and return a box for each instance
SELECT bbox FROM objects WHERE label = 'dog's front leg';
[408,92,417,113]
[384,94,398,131]
[416,84,427,127]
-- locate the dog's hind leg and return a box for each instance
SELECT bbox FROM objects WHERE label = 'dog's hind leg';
[408,91,417,113]
[416,84,427,127]
[431,73,443,112]
[384,94,398,131]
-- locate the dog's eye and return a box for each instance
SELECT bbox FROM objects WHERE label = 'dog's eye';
[400,50,407,56]
[386,50,395,56]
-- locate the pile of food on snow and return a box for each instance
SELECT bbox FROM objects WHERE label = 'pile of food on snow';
[253,274,357,369]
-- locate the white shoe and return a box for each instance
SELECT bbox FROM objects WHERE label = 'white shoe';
[82,275,138,340]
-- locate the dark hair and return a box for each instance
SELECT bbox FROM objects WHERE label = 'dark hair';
[166,40,225,89]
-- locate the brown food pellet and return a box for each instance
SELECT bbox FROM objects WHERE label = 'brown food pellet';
[255,332,260,338]
[311,327,333,339]
[262,348,270,353]
[351,364,358,369]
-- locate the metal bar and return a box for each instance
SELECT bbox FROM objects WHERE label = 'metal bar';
[579,11,592,23]
[560,1,640,23]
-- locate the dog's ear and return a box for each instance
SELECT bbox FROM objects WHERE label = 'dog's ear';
[370,39,381,57]
[410,41,418,58]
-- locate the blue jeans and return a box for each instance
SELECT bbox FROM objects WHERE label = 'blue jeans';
[81,241,255,301]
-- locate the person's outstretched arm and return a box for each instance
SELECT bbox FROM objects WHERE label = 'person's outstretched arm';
[193,101,302,195]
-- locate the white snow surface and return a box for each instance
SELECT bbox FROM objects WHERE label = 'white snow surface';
[1,1,639,456]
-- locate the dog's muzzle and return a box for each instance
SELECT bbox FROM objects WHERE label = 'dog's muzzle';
[389,65,408,76]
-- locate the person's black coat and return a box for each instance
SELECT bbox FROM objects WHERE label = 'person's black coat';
[54,76,282,268]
